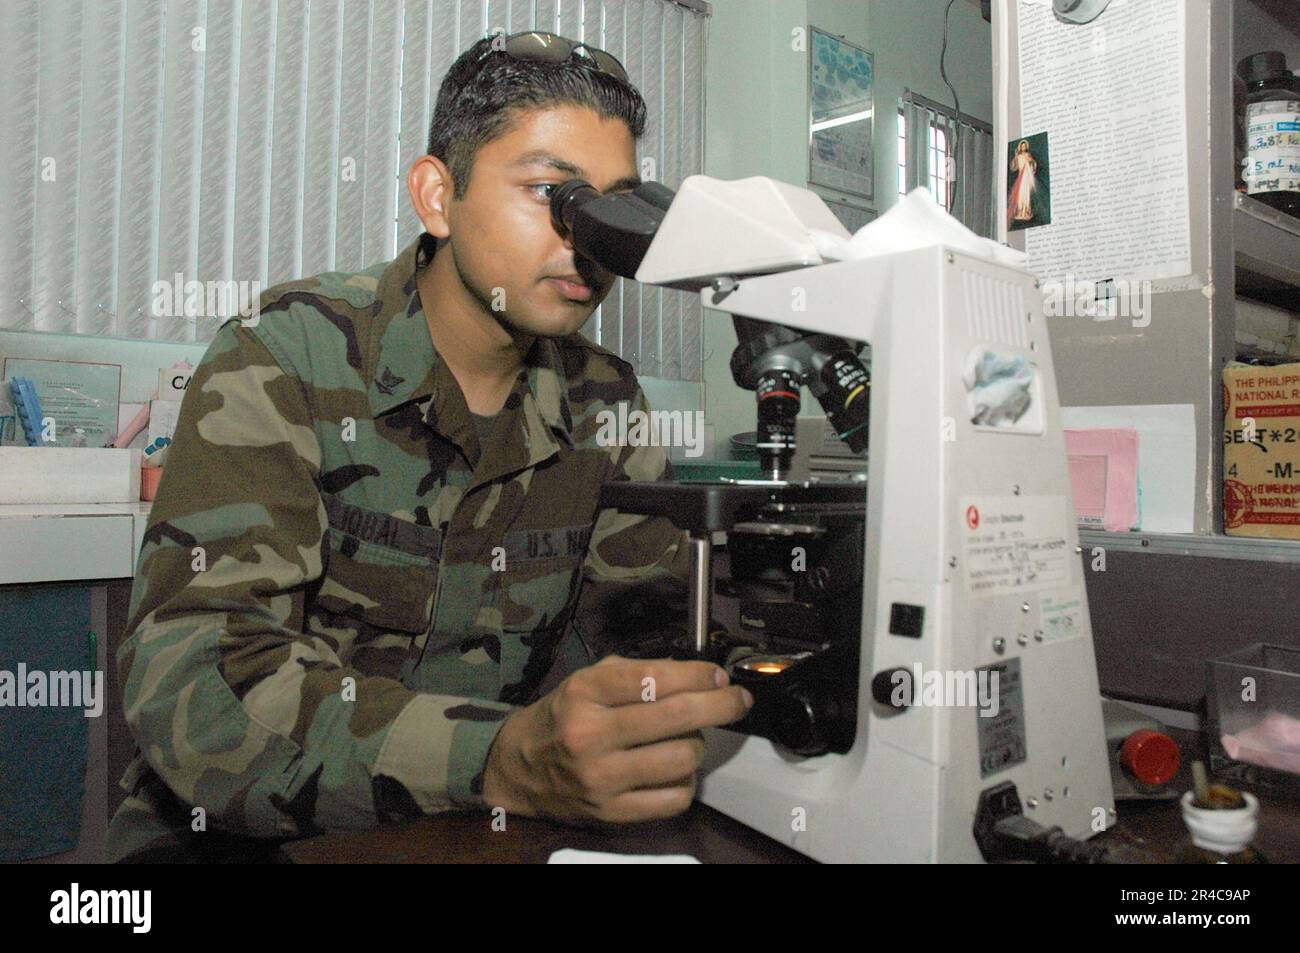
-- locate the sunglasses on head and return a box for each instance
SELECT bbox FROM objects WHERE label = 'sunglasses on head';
[477,30,629,84]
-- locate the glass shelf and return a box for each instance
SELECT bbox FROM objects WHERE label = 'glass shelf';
[1234,193,1300,312]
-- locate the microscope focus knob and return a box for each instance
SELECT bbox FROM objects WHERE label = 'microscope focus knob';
[871,668,914,709]
[774,687,838,756]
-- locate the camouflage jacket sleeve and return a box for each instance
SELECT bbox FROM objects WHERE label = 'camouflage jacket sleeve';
[563,386,693,662]
[119,318,511,841]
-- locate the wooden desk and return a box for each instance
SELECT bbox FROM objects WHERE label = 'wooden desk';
[279,801,813,864]
[281,728,1300,864]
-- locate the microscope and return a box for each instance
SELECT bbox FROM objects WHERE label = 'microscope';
[551,176,1115,863]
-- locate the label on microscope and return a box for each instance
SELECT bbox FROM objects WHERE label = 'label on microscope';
[1039,588,1085,644]
[976,656,1027,778]
[959,494,1073,598]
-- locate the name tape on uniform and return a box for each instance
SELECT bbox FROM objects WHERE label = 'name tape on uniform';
[323,493,442,559]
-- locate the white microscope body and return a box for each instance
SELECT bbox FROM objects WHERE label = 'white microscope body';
[635,175,1115,863]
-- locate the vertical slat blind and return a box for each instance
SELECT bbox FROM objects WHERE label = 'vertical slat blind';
[900,89,994,239]
[1,0,707,383]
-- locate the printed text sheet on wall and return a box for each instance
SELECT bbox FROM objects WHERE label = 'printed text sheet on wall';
[1017,0,1191,285]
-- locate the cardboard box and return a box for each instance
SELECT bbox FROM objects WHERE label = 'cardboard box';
[1223,362,1300,539]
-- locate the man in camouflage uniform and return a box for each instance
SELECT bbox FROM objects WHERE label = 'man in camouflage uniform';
[106,34,751,862]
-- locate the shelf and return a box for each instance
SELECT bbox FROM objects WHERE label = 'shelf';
[1234,193,1300,311]
[1079,528,1300,564]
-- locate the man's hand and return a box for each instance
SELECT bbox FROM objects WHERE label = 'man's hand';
[481,655,753,824]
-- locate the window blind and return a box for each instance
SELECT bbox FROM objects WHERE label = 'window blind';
[1,0,708,382]
[900,88,994,239]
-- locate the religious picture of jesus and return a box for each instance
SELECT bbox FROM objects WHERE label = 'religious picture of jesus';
[1006,132,1051,231]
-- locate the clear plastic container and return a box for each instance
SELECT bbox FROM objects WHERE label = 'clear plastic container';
[1207,643,1300,795]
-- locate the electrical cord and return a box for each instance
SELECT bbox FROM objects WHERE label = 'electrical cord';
[990,815,1122,864]
[940,0,961,213]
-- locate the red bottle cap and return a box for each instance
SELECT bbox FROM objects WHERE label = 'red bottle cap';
[1120,729,1181,786]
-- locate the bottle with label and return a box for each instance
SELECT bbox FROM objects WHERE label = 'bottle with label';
[1237,52,1300,217]
[1179,764,1267,864]
[1234,71,1248,193]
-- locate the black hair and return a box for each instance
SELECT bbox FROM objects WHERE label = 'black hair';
[426,34,648,200]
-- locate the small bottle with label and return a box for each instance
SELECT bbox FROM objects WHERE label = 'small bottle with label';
[1234,71,1248,193]
[1237,52,1300,218]
[1179,763,1267,864]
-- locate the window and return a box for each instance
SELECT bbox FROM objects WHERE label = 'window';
[897,91,995,238]
[897,108,953,209]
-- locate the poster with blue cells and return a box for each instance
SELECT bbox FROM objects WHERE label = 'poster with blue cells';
[810,27,874,201]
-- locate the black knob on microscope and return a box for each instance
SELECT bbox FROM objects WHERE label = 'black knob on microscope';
[871,668,914,709]
[774,687,838,756]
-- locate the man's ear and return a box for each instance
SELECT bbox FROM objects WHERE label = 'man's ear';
[407,154,455,239]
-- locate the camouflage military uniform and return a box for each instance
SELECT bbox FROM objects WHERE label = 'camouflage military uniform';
[105,231,691,862]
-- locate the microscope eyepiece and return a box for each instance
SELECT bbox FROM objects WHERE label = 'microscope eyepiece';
[550,178,601,238]
[547,178,677,279]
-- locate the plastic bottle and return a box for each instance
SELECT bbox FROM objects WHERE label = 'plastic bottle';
[1237,52,1300,217]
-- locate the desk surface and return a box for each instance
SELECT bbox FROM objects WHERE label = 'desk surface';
[281,726,1300,864]
[280,801,814,864]
[1094,726,1300,864]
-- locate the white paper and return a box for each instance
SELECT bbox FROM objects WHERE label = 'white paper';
[1016,0,1191,285]
[1060,403,1196,533]
[547,848,702,864]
